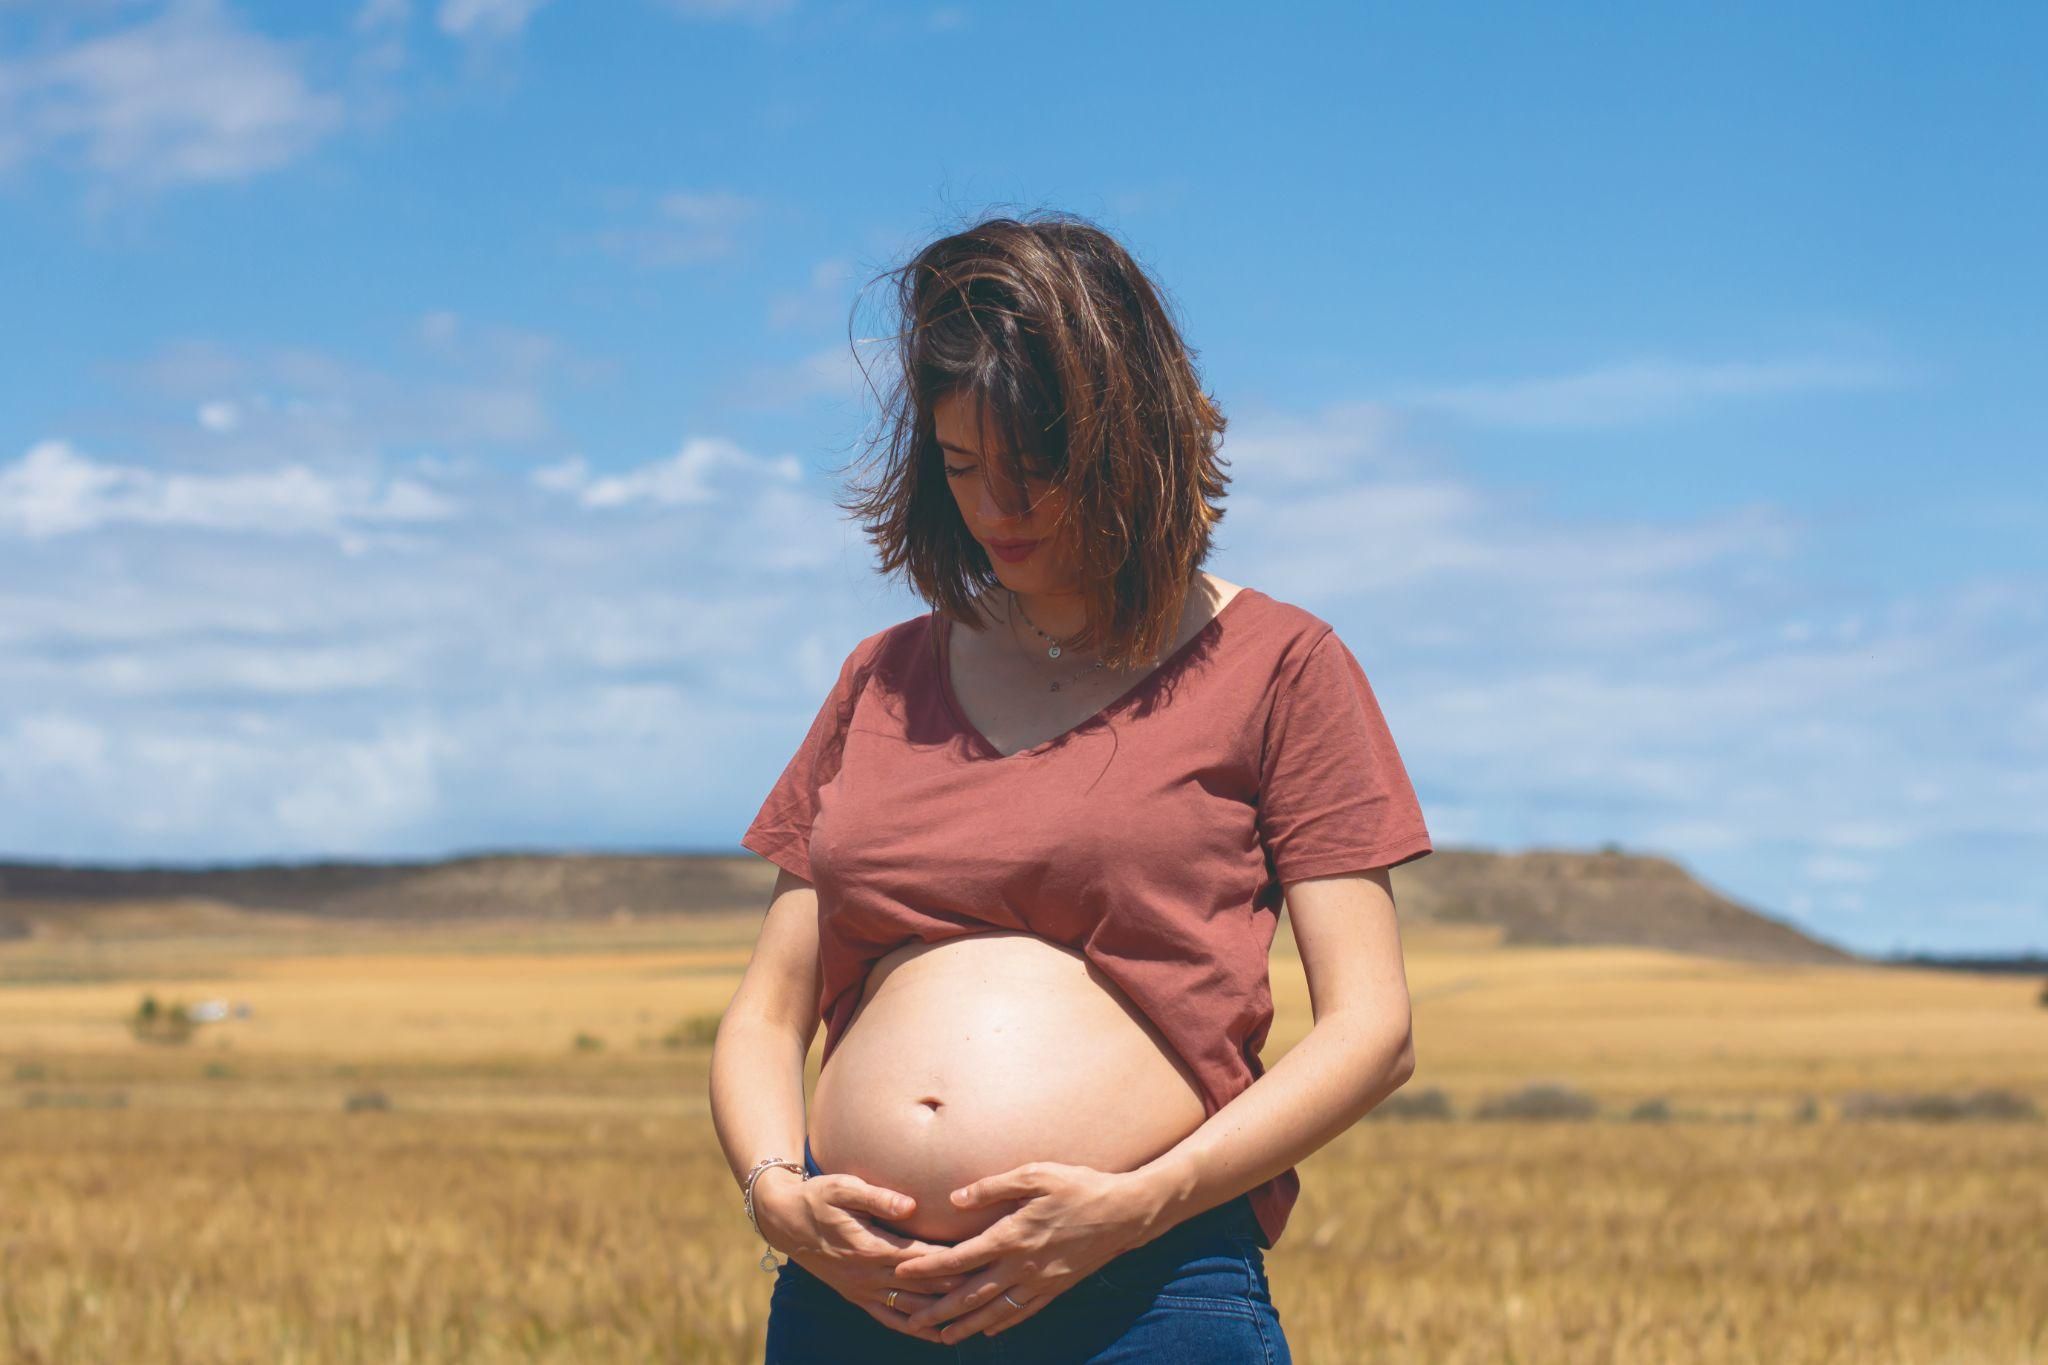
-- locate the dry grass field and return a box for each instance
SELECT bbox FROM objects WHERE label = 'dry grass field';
[2,906,2043,1364]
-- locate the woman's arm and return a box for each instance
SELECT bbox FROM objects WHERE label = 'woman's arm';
[1129,865,1417,1238]
[708,868,971,1345]
[707,866,823,1216]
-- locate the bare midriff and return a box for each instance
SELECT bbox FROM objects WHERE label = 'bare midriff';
[808,929,1209,1245]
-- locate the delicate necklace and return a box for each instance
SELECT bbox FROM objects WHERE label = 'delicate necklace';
[1008,590,1082,659]
[1007,590,1105,692]
[1007,591,1163,694]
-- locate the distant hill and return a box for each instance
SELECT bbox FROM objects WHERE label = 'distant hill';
[1390,847,1859,965]
[0,845,1858,965]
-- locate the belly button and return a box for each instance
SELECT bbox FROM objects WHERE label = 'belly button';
[917,1096,942,1111]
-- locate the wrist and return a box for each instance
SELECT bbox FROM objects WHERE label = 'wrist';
[751,1166,810,1252]
[1122,1149,1197,1246]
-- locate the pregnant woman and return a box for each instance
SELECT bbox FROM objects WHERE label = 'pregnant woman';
[709,213,1432,1362]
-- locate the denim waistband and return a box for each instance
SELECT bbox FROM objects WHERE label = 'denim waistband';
[799,1134,1263,1250]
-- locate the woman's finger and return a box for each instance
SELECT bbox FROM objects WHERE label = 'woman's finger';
[947,1161,1052,1209]
[904,1270,1020,1332]
[823,1210,923,1260]
[863,1226,959,1259]
[818,1173,917,1223]
[977,1282,1055,1338]
[931,1281,1058,1344]
[854,1298,948,1344]
[875,1286,948,1319]
[888,1266,969,1294]
[889,1220,1015,1279]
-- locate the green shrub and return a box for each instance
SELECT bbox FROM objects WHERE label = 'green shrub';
[661,1012,724,1049]
[1369,1087,1454,1120]
[1838,1088,2040,1121]
[1476,1081,1600,1121]
[129,995,194,1045]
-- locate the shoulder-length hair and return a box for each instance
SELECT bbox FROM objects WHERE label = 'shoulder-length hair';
[838,210,1231,672]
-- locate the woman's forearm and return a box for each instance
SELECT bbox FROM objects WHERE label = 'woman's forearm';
[708,1011,811,1201]
[1128,1011,1414,1239]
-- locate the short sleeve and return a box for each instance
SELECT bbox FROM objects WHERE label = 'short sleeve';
[740,643,869,885]
[1256,628,1432,885]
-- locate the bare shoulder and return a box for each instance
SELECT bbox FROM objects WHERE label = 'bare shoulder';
[1197,571,1248,617]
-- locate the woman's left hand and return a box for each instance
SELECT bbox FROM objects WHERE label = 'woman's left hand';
[884,1159,1159,1342]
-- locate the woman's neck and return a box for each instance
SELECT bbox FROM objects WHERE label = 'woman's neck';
[1005,586,1090,645]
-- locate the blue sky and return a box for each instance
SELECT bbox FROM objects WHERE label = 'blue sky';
[1,0,2041,957]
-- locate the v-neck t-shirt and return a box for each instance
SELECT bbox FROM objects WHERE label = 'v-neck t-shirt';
[739,585,1433,1249]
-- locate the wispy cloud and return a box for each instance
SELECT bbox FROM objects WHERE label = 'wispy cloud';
[435,0,555,41]
[531,436,802,508]
[1387,355,1910,429]
[108,316,602,466]
[768,257,858,331]
[650,0,797,20]
[0,439,457,544]
[0,0,347,192]
[727,344,870,409]
[587,189,765,268]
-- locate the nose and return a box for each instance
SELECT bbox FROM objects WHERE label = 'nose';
[974,472,1033,525]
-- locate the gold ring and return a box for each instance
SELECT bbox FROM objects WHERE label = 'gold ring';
[885,1289,900,1310]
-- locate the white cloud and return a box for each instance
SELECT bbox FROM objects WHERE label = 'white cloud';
[651,0,795,18]
[354,0,412,32]
[768,257,858,331]
[436,0,555,40]
[1802,854,1877,884]
[1215,400,1413,487]
[730,344,869,409]
[0,0,348,189]
[588,189,764,268]
[0,438,460,541]
[1388,354,1910,429]
[530,436,802,508]
[116,324,592,462]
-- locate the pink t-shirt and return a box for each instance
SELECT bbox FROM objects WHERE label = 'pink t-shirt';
[740,585,1432,1248]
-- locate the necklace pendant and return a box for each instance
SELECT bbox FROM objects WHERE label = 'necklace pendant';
[1047,643,1061,659]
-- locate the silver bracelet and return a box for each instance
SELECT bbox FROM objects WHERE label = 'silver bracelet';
[742,1155,809,1271]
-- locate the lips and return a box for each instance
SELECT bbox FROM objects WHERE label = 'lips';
[985,538,1040,562]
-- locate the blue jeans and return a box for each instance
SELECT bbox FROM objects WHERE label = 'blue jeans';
[764,1136,1292,1363]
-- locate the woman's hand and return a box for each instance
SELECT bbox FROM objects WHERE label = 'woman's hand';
[884,1160,1160,1343]
[753,1167,981,1344]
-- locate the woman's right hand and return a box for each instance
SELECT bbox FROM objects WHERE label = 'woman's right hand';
[754,1168,979,1344]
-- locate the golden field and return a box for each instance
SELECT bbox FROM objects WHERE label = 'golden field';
[1,904,2043,1364]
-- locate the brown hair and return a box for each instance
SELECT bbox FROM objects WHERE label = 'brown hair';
[837,210,1231,672]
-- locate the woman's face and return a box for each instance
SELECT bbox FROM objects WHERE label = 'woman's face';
[933,388,1078,594]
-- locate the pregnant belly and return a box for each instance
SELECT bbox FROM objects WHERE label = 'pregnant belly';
[808,929,1209,1245]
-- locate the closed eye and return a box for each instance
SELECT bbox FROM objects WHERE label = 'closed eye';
[945,463,1054,483]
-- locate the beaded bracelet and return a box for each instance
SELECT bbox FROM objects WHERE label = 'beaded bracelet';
[742,1155,809,1271]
